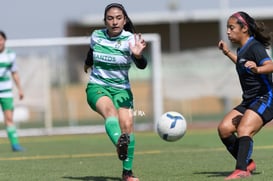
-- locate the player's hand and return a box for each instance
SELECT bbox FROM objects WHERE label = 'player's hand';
[129,33,146,58]
[18,89,24,100]
[244,60,258,73]
[218,40,230,55]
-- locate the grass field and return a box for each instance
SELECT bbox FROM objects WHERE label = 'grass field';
[1,126,273,181]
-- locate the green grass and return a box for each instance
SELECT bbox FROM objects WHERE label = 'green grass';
[1,126,273,181]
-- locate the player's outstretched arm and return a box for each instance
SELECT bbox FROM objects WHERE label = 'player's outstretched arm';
[218,40,237,63]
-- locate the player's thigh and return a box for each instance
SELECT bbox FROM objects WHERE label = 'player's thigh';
[110,87,134,132]
[86,83,117,117]
[237,93,273,137]
[218,109,242,137]
[237,109,263,137]
[86,83,111,110]
[3,110,13,125]
[96,96,118,118]
[111,88,134,110]
[0,97,14,111]
[249,93,273,124]
[0,97,14,125]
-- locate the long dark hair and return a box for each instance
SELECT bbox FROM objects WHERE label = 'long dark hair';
[231,11,272,48]
[103,3,136,33]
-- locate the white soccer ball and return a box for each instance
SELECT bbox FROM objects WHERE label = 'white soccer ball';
[156,111,187,142]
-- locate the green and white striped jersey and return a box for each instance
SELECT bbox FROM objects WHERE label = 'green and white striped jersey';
[89,29,135,89]
[0,48,17,98]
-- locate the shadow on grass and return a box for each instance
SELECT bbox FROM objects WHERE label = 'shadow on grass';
[193,171,229,178]
[193,171,261,178]
[62,176,121,181]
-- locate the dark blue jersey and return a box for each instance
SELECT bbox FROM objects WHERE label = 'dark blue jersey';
[236,37,273,102]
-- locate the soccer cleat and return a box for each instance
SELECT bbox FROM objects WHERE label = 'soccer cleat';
[224,169,251,180]
[116,133,130,161]
[122,170,139,181]
[12,144,25,152]
[247,159,256,173]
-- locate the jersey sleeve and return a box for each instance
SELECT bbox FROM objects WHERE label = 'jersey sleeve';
[90,30,97,49]
[251,43,271,66]
[10,51,17,72]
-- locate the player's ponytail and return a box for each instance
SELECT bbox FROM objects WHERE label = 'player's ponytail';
[104,3,136,33]
[232,11,272,48]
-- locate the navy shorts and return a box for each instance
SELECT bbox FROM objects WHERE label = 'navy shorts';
[234,92,273,125]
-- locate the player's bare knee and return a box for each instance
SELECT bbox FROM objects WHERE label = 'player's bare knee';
[218,123,233,137]
[100,107,118,118]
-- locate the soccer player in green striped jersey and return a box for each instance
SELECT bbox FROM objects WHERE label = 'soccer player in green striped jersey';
[0,31,24,151]
[84,3,147,181]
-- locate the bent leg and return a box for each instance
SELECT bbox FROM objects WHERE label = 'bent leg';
[118,108,134,134]
[218,109,242,159]
[236,136,253,171]
[118,108,136,170]
[236,109,263,170]
[95,96,121,145]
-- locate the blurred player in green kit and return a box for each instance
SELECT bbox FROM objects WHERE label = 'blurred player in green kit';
[0,31,24,152]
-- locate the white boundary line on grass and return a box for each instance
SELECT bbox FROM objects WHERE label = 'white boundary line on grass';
[0,123,153,137]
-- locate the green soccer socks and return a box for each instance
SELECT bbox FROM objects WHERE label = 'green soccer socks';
[6,125,19,145]
[6,125,24,151]
[105,116,136,171]
[105,116,121,145]
[123,133,135,171]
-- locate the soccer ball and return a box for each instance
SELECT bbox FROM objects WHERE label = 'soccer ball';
[156,111,187,142]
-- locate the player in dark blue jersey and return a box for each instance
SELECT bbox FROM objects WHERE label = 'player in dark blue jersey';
[218,11,273,180]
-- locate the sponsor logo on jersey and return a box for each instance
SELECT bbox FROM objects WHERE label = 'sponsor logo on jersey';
[95,54,116,62]
[115,40,122,49]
